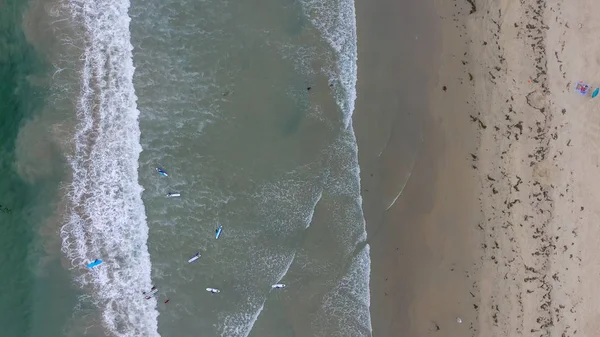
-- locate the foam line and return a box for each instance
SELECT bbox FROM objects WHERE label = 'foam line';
[59,0,160,336]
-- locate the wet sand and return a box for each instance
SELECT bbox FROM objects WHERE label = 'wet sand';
[354,0,474,335]
[356,0,600,336]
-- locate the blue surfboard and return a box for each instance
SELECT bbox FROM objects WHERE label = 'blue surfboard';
[87,259,103,268]
[156,167,168,177]
[593,88,599,98]
[215,226,223,239]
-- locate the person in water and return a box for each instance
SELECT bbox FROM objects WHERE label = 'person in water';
[143,286,157,297]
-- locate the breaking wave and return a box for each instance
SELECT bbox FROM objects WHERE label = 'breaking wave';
[58,0,159,336]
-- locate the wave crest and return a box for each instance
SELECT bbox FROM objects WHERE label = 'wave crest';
[59,0,159,336]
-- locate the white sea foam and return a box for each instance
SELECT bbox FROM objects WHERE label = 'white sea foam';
[299,0,358,127]
[219,253,296,337]
[220,309,263,337]
[58,0,159,336]
[312,245,372,336]
[297,0,372,335]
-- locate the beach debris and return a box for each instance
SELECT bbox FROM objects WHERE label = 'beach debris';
[574,81,590,96]
[271,284,286,289]
[465,0,476,14]
[86,259,103,268]
[456,317,462,324]
[188,252,200,263]
[215,226,223,239]
[156,167,168,177]
[592,88,599,98]
[167,192,181,197]
[206,288,220,294]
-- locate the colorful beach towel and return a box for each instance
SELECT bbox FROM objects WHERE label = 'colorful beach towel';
[575,81,590,96]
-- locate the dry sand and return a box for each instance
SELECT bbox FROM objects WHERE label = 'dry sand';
[463,0,600,335]
[355,0,600,336]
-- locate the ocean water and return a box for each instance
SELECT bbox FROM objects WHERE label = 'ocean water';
[0,1,41,335]
[3,0,372,335]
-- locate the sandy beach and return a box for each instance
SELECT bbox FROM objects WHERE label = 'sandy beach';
[356,0,600,335]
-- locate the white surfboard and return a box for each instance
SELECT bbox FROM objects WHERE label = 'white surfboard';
[167,193,181,197]
[188,252,200,263]
[271,284,286,289]
[206,288,220,293]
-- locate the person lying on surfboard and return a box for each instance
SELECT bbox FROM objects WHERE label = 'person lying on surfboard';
[143,286,158,299]
[156,167,168,177]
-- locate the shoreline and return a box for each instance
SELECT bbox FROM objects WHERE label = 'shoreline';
[357,0,600,335]
[354,0,463,335]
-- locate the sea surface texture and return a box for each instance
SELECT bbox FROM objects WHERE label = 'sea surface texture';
[1,0,372,336]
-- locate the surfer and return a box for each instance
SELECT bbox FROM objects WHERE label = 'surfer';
[215,226,223,239]
[167,192,180,197]
[188,252,200,263]
[272,284,286,289]
[206,288,220,294]
[87,259,103,268]
[156,167,168,177]
[143,286,158,299]
[142,286,156,295]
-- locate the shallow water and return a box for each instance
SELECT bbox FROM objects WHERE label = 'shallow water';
[131,0,371,336]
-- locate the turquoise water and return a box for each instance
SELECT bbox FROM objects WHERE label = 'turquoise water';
[0,0,43,334]
[0,1,76,336]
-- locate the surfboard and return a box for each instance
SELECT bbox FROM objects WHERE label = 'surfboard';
[215,226,223,239]
[575,81,590,96]
[271,284,286,289]
[156,167,168,177]
[167,193,181,197]
[206,288,220,293]
[593,88,600,98]
[188,252,200,263]
[87,259,103,268]
[143,287,158,299]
